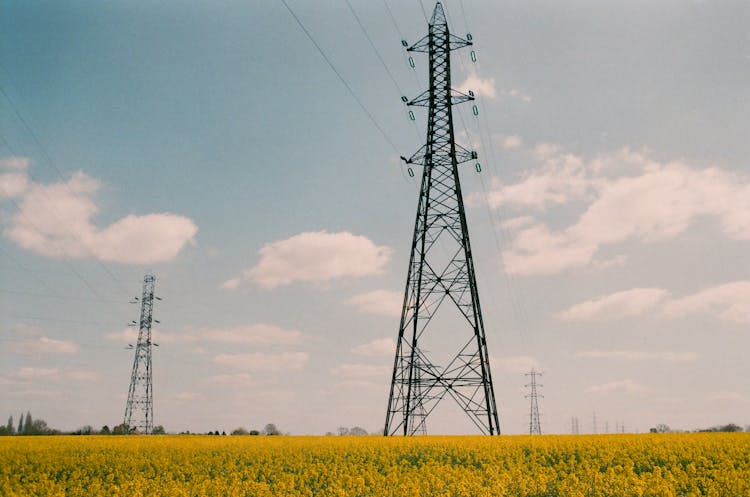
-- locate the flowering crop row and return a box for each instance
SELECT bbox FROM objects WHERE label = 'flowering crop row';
[1,433,748,496]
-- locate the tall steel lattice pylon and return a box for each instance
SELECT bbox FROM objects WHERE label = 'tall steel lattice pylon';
[384,2,500,436]
[123,273,157,434]
[525,369,543,435]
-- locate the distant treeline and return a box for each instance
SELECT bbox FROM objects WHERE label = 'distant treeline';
[0,412,285,436]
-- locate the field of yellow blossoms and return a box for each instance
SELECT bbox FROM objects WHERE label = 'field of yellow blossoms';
[1,433,749,496]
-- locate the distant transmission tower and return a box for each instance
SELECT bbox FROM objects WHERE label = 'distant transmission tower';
[385,2,500,436]
[525,369,543,435]
[123,273,159,434]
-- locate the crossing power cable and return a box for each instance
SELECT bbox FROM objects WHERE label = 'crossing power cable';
[279,0,400,157]
[442,3,532,336]
[0,81,130,297]
[344,0,423,148]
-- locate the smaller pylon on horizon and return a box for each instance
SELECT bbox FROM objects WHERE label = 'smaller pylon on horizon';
[571,416,580,435]
[123,273,159,434]
[525,369,543,435]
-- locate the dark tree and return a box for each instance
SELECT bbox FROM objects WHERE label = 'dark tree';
[6,416,13,435]
[263,423,280,436]
[100,425,111,434]
[152,425,166,434]
[24,412,32,435]
[17,414,23,434]
[112,423,129,434]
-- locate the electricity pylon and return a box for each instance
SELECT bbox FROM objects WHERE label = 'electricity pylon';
[525,369,543,435]
[123,273,158,434]
[385,2,500,436]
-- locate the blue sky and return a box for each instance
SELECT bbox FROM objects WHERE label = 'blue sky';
[1,0,749,435]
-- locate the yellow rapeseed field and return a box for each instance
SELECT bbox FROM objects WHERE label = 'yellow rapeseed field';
[1,433,749,496]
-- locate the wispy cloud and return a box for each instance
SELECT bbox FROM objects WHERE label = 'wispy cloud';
[559,281,750,324]
[662,281,750,324]
[352,338,395,357]
[168,391,203,401]
[490,355,542,374]
[11,336,80,355]
[107,323,304,346]
[214,352,309,372]
[708,391,749,403]
[220,278,241,290]
[586,379,654,394]
[0,157,30,198]
[331,363,390,379]
[557,288,669,321]
[346,290,402,317]
[455,70,497,99]
[2,367,101,384]
[577,350,699,363]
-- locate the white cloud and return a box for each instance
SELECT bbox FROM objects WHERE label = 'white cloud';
[576,350,700,362]
[65,369,102,381]
[0,157,29,199]
[708,391,749,403]
[202,324,303,345]
[246,231,393,288]
[107,324,303,345]
[586,379,654,394]
[557,288,670,321]
[169,391,203,401]
[559,281,750,324]
[106,328,139,343]
[500,135,523,150]
[0,160,29,198]
[0,157,30,170]
[11,336,79,355]
[662,281,750,324]
[331,363,390,379]
[500,88,533,102]
[3,367,100,384]
[352,338,395,357]
[207,373,255,386]
[490,355,542,374]
[214,352,309,372]
[486,147,750,276]
[1,164,197,264]
[221,278,241,290]
[485,149,593,211]
[346,290,402,317]
[455,71,497,99]
[14,367,58,380]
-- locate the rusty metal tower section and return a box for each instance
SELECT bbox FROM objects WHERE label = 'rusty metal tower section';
[385,2,500,436]
[124,273,157,434]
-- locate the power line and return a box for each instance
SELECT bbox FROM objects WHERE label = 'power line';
[0,78,129,296]
[0,184,105,300]
[0,288,122,305]
[279,0,400,155]
[416,0,429,23]
[345,0,404,96]
[344,0,423,147]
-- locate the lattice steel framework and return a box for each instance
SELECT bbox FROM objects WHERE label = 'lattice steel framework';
[384,2,500,436]
[525,369,543,435]
[124,273,157,434]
